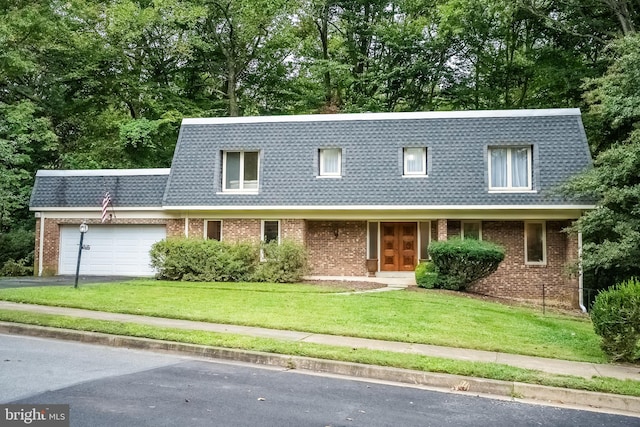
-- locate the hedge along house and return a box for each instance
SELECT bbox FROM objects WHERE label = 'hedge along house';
[30,109,594,307]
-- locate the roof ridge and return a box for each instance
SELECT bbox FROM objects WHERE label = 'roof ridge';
[182,108,582,125]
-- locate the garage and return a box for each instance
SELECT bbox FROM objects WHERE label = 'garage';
[58,225,166,276]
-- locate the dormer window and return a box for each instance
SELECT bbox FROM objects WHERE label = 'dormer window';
[223,151,259,192]
[488,146,531,191]
[403,147,427,176]
[319,148,342,177]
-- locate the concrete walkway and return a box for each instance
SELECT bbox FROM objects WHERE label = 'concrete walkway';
[0,301,638,382]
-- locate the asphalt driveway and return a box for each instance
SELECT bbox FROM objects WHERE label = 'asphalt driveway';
[0,275,139,289]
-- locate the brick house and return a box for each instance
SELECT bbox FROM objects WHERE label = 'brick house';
[30,109,594,307]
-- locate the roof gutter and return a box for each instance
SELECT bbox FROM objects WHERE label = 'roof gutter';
[38,212,45,277]
[578,231,587,313]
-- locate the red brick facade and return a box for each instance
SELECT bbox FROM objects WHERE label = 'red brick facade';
[466,221,577,307]
[306,220,368,276]
[35,215,580,307]
[166,219,184,238]
[222,219,262,243]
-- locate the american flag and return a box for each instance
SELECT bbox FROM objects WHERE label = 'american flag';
[101,192,111,223]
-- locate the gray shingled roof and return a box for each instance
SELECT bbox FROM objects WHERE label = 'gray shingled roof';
[163,110,593,208]
[30,169,170,208]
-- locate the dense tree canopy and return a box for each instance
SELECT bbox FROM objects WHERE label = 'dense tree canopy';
[0,0,638,282]
[564,33,640,290]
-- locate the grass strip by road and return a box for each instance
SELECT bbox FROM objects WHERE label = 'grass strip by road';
[0,280,605,363]
[0,309,638,398]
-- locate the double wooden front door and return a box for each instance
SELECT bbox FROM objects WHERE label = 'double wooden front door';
[380,222,417,271]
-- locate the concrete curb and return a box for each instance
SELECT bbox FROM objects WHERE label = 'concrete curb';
[1,321,638,416]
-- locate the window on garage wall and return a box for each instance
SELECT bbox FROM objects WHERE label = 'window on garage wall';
[205,220,222,241]
[262,220,280,244]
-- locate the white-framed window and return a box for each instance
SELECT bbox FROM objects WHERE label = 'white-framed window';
[525,221,546,265]
[319,148,342,177]
[461,221,482,240]
[488,146,532,190]
[223,151,259,191]
[367,221,379,259]
[419,221,431,260]
[403,147,427,176]
[262,220,280,244]
[205,220,222,241]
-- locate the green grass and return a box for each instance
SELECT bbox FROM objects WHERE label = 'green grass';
[0,309,638,397]
[0,280,605,362]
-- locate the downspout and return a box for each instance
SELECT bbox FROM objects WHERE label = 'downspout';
[578,231,587,313]
[184,213,189,238]
[38,212,45,276]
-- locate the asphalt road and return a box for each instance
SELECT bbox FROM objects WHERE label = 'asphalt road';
[0,334,637,427]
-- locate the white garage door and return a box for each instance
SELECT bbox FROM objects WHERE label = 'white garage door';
[59,225,166,276]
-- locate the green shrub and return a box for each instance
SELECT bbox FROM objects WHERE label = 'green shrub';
[415,262,439,289]
[0,227,34,277]
[150,238,258,282]
[590,279,640,362]
[150,238,308,284]
[220,242,260,281]
[428,238,505,291]
[253,240,309,283]
[0,258,33,276]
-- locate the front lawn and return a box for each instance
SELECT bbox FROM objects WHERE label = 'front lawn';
[0,280,605,363]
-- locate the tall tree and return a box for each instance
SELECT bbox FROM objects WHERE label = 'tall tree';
[563,34,640,290]
[0,101,57,230]
[438,0,590,109]
[192,0,294,116]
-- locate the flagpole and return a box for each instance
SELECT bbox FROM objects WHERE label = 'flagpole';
[101,192,111,223]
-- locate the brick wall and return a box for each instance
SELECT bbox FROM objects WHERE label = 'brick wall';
[188,219,204,238]
[166,219,184,237]
[282,219,306,243]
[222,219,262,243]
[34,218,60,276]
[468,220,577,308]
[187,218,306,244]
[306,220,367,276]
[436,219,447,240]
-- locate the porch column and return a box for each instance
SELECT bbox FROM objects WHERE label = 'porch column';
[437,219,447,241]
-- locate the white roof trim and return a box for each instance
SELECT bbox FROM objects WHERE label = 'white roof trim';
[31,204,595,212]
[30,206,165,212]
[162,204,595,211]
[35,168,171,177]
[182,109,581,125]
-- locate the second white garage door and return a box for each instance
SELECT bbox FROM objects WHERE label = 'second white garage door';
[59,224,166,276]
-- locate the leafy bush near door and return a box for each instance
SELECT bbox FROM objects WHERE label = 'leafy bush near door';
[415,261,439,289]
[424,238,505,291]
[150,238,308,283]
[590,279,640,362]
